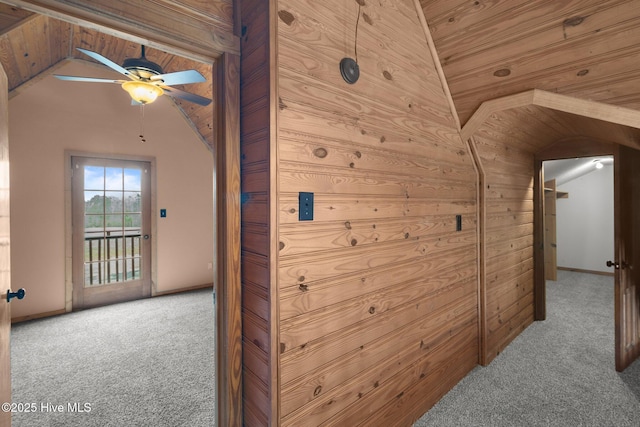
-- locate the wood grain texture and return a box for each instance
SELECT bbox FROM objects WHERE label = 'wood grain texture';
[614,145,640,371]
[421,0,640,126]
[275,0,478,424]
[465,88,640,366]
[7,0,238,57]
[240,0,274,424]
[215,51,242,427]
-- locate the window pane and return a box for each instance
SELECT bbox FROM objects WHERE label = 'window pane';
[84,191,103,214]
[125,213,141,228]
[124,168,141,191]
[84,166,104,190]
[105,167,123,191]
[84,237,104,263]
[105,214,123,229]
[85,214,104,231]
[124,192,141,212]
[104,191,123,214]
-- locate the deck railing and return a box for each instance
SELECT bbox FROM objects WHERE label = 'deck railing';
[84,228,141,285]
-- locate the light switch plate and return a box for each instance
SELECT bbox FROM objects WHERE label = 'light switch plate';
[299,192,314,221]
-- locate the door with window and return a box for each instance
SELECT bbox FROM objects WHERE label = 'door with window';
[72,157,151,309]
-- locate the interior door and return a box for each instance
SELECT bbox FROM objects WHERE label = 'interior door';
[72,156,151,309]
[614,145,640,371]
[544,179,558,281]
[0,61,11,426]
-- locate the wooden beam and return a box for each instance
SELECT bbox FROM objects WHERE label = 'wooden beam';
[462,89,640,142]
[5,0,240,60]
[532,89,640,130]
[214,51,242,427]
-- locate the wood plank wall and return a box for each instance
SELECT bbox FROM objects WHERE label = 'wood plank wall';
[240,0,274,425]
[470,130,536,363]
[468,103,588,363]
[275,0,478,425]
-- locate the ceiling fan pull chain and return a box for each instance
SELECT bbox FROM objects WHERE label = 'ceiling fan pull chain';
[139,104,147,143]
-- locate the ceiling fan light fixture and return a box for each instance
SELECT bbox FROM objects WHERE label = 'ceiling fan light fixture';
[121,80,163,104]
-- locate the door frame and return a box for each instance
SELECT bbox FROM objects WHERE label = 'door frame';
[1,2,242,425]
[69,155,153,310]
[534,137,616,321]
[534,137,616,315]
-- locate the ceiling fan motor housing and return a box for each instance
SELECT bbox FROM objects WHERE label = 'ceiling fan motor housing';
[123,57,164,79]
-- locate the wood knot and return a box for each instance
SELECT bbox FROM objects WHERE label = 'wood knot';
[363,13,373,25]
[493,68,511,77]
[299,283,308,292]
[289,208,296,213]
[279,241,285,250]
[351,238,358,246]
[345,221,352,230]
[404,233,409,239]
[278,97,287,110]
[577,69,589,77]
[380,136,386,143]
[383,70,392,80]
[313,385,322,396]
[369,306,375,314]
[563,16,585,27]
[349,162,355,168]
[298,275,305,282]
[278,10,295,26]
[313,147,328,158]
[374,381,379,388]
[354,151,362,158]
[355,0,366,5]
[280,343,286,353]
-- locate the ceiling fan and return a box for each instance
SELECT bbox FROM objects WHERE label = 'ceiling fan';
[54,46,212,106]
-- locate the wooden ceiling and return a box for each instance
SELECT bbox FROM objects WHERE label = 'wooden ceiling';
[2,0,640,143]
[0,3,214,147]
[420,0,640,126]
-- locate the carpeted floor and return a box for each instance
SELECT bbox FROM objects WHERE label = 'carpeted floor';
[10,274,640,426]
[10,288,215,427]
[413,270,640,427]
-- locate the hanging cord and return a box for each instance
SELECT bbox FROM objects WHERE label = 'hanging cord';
[354,2,362,64]
[139,104,146,143]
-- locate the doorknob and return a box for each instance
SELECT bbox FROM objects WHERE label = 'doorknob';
[6,288,25,302]
[606,260,620,269]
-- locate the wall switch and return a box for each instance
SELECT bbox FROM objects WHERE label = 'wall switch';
[160,209,167,218]
[299,192,314,221]
[456,214,462,231]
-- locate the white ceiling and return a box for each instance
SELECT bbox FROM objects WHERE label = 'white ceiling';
[543,156,613,186]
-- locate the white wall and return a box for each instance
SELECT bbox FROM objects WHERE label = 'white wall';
[9,60,214,319]
[555,163,614,273]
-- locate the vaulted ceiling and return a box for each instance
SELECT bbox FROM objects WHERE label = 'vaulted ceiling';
[420,0,640,126]
[1,0,640,143]
[0,3,214,147]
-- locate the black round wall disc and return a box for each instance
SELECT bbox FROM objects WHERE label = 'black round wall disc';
[340,57,360,84]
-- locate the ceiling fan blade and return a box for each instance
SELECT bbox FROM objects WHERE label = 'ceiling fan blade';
[162,86,212,106]
[76,48,135,79]
[54,75,123,84]
[150,69,206,86]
